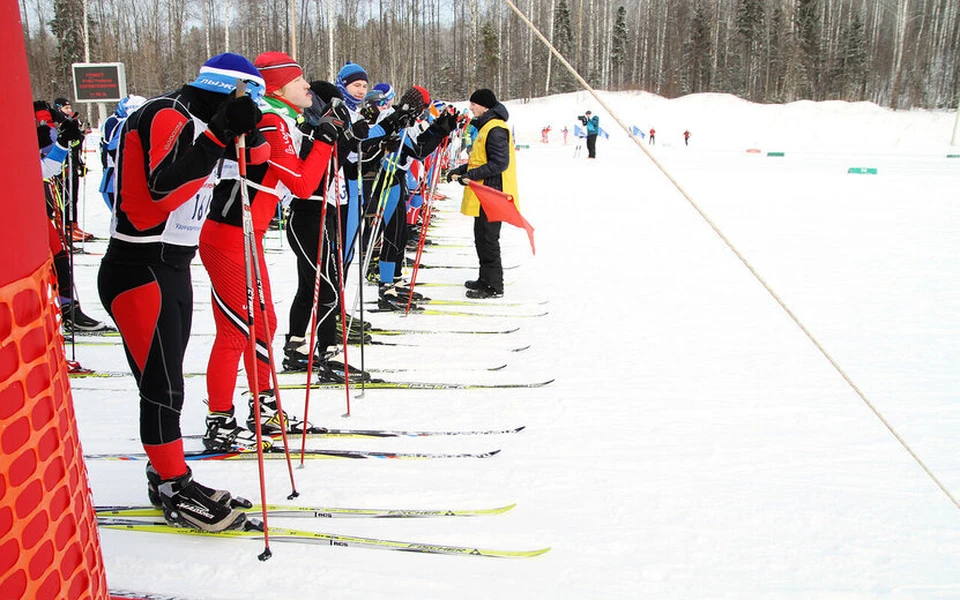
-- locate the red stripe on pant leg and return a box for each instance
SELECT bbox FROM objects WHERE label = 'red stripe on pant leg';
[143,439,187,480]
[111,280,161,372]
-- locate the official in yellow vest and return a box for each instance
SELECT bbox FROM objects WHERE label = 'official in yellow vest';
[447,88,518,299]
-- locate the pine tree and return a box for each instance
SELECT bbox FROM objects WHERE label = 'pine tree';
[610,6,628,90]
[682,1,713,94]
[552,0,576,93]
[793,0,823,99]
[49,0,85,97]
[477,21,500,89]
[831,14,868,101]
[766,3,790,102]
[734,0,765,100]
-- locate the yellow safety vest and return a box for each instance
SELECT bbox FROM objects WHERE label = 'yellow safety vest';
[460,120,519,217]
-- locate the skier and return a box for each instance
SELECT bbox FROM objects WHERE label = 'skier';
[684,129,691,146]
[283,80,373,379]
[97,53,265,532]
[99,95,147,210]
[649,127,656,145]
[51,97,92,242]
[370,88,458,310]
[447,88,518,299]
[199,51,347,450]
[37,110,109,332]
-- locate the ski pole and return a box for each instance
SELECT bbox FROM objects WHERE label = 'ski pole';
[405,137,450,314]
[299,150,337,465]
[354,142,367,396]
[234,82,274,561]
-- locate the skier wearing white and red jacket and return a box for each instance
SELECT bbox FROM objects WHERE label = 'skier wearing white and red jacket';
[97,53,266,533]
[199,51,346,452]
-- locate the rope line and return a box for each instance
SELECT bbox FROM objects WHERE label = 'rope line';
[500,0,960,510]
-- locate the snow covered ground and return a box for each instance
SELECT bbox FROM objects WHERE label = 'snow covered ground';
[66,91,960,599]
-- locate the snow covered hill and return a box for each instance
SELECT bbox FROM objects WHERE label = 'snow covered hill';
[68,91,960,599]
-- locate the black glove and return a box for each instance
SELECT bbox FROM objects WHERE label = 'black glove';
[57,118,83,146]
[343,119,370,142]
[384,135,401,154]
[374,110,403,137]
[359,101,380,123]
[327,98,351,128]
[315,113,347,145]
[431,111,458,136]
[446,165,466,183]
[208,95,262,144]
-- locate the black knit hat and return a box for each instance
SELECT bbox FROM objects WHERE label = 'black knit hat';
[310,80,342,103]
[469,88,497,109]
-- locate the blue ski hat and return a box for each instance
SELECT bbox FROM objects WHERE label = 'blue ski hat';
[373,83,395,101]
[336,62,369,110]
[115,95,147,118]
[191,53,265,102]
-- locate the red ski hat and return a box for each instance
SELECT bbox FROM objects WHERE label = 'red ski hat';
[413,85,430,106]
[255,51,303,94]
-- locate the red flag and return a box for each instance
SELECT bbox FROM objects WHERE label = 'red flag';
[467,181,535,255]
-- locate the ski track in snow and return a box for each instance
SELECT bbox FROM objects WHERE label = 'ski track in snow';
[65,91,960,599]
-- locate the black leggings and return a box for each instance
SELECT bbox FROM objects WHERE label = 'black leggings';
[97,258,192,446]
[286,204,347,350]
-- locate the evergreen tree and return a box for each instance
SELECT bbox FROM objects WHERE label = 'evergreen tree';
[49,0,85,98]
[610,6,628,90]
[831,14,868,101]
[683,1,713,94]
[793,0,823,99]
[477,21,500,89]
[766,4,790,102]
[552,0,576,93]
[734,0,765,100]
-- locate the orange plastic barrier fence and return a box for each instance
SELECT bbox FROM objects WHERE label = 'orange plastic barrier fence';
[0,259,107,599]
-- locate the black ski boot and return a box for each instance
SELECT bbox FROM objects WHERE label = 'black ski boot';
[146,463,252,510]
[155,467,248,532]
[203,407,272,452]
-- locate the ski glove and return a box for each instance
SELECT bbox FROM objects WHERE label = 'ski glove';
[431,111,458,136]
[343,119,370,143]
[208,95,262,145]
[315,113,347,145]
[57,118,83,146]
[447,164,467,184]
[384,135,402,154]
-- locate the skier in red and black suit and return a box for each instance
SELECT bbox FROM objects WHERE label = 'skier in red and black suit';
[199,52,346,451]
[97,53,266,533]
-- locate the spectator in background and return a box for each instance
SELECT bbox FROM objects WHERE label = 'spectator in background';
[52,97,91,241]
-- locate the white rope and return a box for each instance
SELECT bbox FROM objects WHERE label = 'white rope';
[500,0,960,510]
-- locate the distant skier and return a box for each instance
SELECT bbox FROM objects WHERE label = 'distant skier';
[649,127,656,145]
[684,129,690,146]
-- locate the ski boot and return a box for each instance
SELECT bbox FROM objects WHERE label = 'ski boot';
[154,467,248,532]
[203,407,272,452]
[146,463,251,510]
[246,389,311,436]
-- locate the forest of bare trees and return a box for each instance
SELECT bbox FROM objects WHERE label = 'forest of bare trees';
[21,0,960,112]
